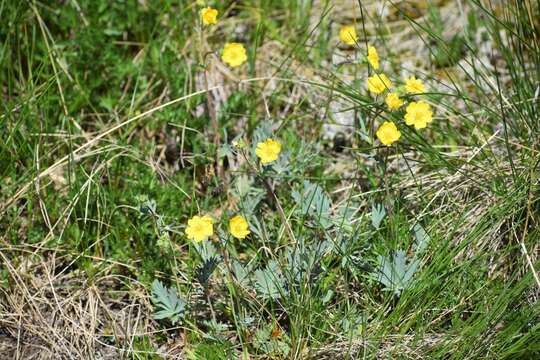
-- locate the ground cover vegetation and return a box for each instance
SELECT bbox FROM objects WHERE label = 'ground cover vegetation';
[0,0,539,358]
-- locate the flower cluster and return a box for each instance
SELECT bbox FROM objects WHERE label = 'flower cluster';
[185,214,250,242]
[200,6,248,68]
[185,138,281,242]
[338,26,434,146]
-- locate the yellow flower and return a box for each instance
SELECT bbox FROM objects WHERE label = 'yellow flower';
[339,25,358,45]
[405,76,426,94]
[185,215,214,242]
[255,139,281,164]
[376,121,401,146]
[221,43,247,67]
[200,7,218,25]
[367,73,393,94]
[385,92,404,110]
[404,101,433,129]
[367,45,379,70]
[229,215,250,239]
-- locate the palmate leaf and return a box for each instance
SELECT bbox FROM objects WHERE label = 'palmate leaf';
[233,174,265,214]
[375,250,420,295]
[254,323,291,358]
[194,240,219,262]
[254,261,286,300]
[331,202,357,233]
[252,122,273,146]
[292,180,332,228]
[193,240,222,289]
[196,256,220,288]
[234,174,252,198]
[286,239,330,287]
[151,280,186,324]
[267,148,290,174]
[413,223,430,253]
[232,260,253,287]
[371,203,386,229]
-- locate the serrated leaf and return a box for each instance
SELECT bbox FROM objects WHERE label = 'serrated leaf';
[151,280,186,324]
[196,256,220,288]
[292,181,332,228]
[268,151,290,173]
[252,122,273,146]
[371,203,386,229]
[254,323,291,357]
[254,261,286,299]
[412,223,430,253]
[232,260,252,287]
[375,250,419,295]
[234,174,252,198]
[194,240,219,262]
[247,215,264,240]
[218,143,234,158]
[241,191,265,215]
[286,239,329,287]
[331,202,357,232]
[155,310,176,319]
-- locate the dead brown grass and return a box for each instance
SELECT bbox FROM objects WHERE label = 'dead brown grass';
[0,249,159,359]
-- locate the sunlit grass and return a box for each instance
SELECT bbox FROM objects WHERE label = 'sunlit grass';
[0,1,538,359]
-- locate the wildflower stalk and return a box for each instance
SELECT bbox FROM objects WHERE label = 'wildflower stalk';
[260,177,297,244]
[198,11,224,181]
[202,52,224,181]
[219,237,249,348]
[240,149,297,244]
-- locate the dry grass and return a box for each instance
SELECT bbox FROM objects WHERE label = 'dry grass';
[0,249,157,359]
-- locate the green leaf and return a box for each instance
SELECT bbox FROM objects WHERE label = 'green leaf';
[196,256,220,288]
[194,240,219,262]
[375,250,419,295]
[234,174,252,198]
[254,261,286,299]
[292,180,332,228]
[331,202,357,233]
[218,143,234,158]
[412,223,430,253]
[151,280,186,324]
[232,260,252,287]
[371,203,386,229]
